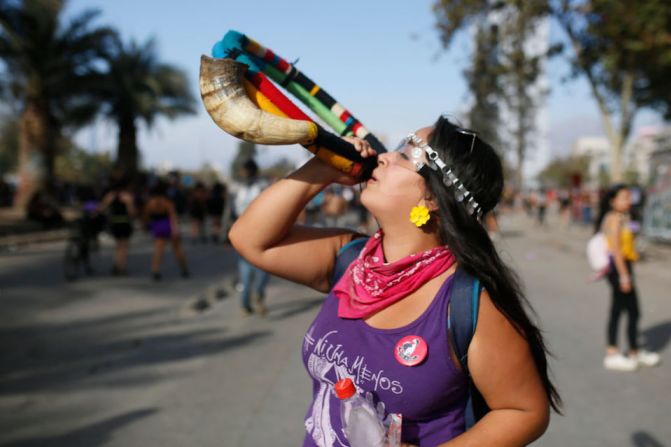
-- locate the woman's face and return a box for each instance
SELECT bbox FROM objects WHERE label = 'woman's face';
[610,188,631,213]
[360,126,433,220]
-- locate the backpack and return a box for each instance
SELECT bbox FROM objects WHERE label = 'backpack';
[586,232,610,273]
[331,237,490,428]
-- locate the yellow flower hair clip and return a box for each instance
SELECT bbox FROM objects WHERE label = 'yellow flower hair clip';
[410,205,431,227]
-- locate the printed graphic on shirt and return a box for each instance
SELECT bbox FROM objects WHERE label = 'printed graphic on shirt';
[303,327,403,447]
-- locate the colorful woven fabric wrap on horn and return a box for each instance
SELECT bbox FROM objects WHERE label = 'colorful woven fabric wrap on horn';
[202,30,386,179]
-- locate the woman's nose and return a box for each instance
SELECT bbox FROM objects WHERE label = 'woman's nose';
[376,151,393,166]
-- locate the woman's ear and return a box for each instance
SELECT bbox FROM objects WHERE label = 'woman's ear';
[421,196,439,213]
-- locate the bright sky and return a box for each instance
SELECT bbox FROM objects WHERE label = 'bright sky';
[68,0,663,176]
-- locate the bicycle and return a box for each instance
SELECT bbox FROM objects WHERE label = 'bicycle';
[63,212,104,281]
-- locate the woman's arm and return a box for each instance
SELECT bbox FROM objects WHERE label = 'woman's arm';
[603,213,631,292]
[98,192,112,212]
[123,192,137,217]
[228,153,370,292]
[168,200,180,238]
[440,291,550,446]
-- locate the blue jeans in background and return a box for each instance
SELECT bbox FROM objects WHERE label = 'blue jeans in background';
[238,256,270,311]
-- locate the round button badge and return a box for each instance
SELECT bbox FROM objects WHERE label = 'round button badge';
[394,335,428,367]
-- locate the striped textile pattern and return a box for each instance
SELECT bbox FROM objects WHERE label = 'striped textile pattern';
[230,56,367,177]
[213,30,387,154]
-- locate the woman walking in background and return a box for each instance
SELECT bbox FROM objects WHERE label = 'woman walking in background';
[595,184,660,371]
[99,178,136,275]
[143,180,190,281]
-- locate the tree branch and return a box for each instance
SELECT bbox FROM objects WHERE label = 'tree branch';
[558,14,619,147]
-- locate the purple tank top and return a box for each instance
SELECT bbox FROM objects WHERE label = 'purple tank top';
[301,275,468,447]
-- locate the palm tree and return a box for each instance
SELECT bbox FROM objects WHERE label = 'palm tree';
[95,36,196,176]
[0,0,114,208]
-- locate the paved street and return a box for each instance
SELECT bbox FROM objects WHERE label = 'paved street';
[0,214,669,447]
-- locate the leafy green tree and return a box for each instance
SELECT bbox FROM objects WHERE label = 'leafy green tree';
[94,36,196,176]
[552,0,671,182]
[436,0,671,185]
[499,1,553,189]
[435,0,553,188]
[0,0,114,208]
[464,23,504,150]
[55,144,113,185]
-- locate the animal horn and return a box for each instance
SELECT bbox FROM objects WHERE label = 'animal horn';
[199,55,318,145]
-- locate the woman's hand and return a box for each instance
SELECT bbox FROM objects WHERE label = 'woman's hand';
[619,275,632,293]
[313,136,377,186]
[342,136,376,158]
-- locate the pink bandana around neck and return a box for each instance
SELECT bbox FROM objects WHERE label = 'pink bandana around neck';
[333,230,456,319]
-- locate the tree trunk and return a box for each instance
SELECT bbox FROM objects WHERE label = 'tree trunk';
[610,72,635,183]
[610,137,623,183]
[116,114,139,178]
[563,22,635,185]
[14,102,48,211]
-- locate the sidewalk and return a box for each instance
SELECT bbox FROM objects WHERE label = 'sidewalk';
[498,211,671,269]
[0,207,76,250]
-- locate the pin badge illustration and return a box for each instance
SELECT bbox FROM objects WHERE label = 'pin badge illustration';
[394,335,428,367]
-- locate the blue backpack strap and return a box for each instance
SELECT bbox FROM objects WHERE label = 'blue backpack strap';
[448,268,479,369]
[330,236,368,287]
[448,267,488,428]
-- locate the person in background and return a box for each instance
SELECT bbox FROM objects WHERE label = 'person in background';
[78,186,106,270]
[99,178,135,275]
[207,181,227,244]
[166,171,187,217]
[536,188,547,227]
[143,180,190,281]
[594,184,661,371]
[229,116,561,446]
[189,181,208,243]
[321,184,348,228]
[232,159,270,316]
[558,188,572,230]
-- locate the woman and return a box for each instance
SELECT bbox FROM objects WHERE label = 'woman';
[232,159,271,315]
[99,179,136,275]
[594,184,660,371]
[143,181,190,281]
[229,116,561,446]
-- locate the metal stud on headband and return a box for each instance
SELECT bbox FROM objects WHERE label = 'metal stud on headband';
[404,133,483,220]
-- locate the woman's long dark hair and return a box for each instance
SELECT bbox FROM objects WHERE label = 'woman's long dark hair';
[593,184,628,234]
[425,116,562,413]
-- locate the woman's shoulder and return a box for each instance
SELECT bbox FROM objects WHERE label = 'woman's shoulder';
[603,211,623,230]
[146,197,164,208]
[470,288,528,355]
